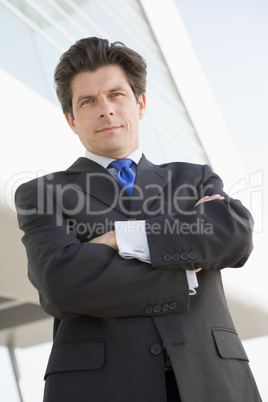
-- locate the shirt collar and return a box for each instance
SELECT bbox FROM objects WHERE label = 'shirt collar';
[84,148,142,169]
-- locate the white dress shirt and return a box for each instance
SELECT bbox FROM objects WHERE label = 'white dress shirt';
[85,149,198,295]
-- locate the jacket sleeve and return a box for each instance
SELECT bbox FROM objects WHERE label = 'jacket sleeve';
[15,179,189,320]
[146,164,254,271]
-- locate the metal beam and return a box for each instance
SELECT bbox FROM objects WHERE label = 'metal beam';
[8,346,25,402]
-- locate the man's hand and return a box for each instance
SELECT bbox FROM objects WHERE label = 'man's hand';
[89,230,118,251]
[195,193,225,207]
[194,194,224,273]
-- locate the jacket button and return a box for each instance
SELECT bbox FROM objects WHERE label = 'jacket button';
[169,302,178,311]
[145,306,153,314]
[180,252,189,261]
[163,254,172,262]
[172,253,180,262]
[153,304,162,313]
[189,251,197,260]
[162,304,170,312]
[150,343,162,355]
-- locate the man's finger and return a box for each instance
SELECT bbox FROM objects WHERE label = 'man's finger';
[195,194,224,207]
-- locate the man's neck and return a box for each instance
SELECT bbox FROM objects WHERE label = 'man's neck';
[84,148,142,169]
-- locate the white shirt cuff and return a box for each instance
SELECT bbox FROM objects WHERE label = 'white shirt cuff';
[114,220,199,295]
[114,220,150,263]
[186,270,199,295]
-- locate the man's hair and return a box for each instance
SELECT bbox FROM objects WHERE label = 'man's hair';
[54,37,147,118]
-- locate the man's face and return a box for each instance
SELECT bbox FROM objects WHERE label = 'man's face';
[65,65,146,159]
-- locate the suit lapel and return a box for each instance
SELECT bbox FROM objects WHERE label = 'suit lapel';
[66,157,129,217]
[130,155,173,219]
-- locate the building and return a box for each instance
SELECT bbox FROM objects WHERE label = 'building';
[0,0,267,400]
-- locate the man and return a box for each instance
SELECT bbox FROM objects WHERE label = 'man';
[15,37,262,401]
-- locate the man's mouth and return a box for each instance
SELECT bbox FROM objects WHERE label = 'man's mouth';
[97,125,121,133]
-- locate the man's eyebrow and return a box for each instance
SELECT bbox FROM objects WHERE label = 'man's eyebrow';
[108,86,127,92]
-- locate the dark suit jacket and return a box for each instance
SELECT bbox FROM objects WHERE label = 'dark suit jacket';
[15,155,262,402]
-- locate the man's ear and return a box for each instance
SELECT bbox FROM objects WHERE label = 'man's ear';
[138,93,146,119]
[65,112,77,134]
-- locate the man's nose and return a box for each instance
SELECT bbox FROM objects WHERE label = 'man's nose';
[99,98,114,118]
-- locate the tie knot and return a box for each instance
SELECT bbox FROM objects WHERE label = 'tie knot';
[107,158,135,196]
[108,158,133,171]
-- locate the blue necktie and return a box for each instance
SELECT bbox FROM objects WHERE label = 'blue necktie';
[108,158,135,196]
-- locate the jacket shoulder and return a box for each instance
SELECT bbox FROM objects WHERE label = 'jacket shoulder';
[158,160,209,171]
[156,160,215,181]
[14,158,86,202]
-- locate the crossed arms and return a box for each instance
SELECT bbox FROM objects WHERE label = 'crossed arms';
[15,166,253,319]
[89,194,225,261]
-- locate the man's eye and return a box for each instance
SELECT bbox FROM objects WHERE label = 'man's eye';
[112,93,122,97]
[82,99,92,105]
